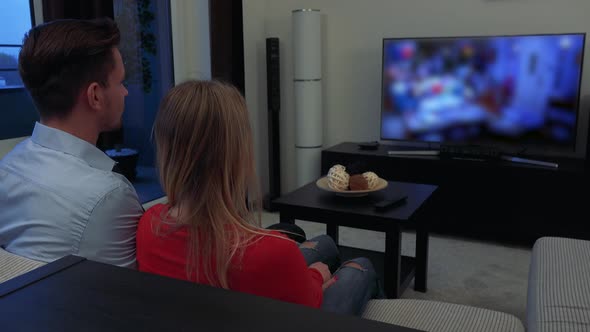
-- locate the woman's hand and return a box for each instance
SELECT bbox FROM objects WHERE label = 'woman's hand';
[309,262,331,283]
[322,276,337,291]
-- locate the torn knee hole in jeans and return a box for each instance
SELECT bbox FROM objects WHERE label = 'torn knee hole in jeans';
[339,261,367,272]
[344,262,365,270]
[300,241,318,249]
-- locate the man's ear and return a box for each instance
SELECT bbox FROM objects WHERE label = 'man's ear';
[86,82,103,110]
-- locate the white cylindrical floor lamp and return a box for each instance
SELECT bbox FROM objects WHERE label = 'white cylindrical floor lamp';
[293,8,322,187]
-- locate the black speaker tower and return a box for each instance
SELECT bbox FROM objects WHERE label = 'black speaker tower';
[586,107,590,172]
[263,38,281,211]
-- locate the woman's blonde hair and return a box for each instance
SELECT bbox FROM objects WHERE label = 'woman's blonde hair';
[153,80,265,288]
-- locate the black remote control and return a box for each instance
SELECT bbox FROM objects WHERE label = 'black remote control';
[358,141,379,150]
[374,195,408,211]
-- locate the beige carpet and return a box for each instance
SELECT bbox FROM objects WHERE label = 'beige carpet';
[261,212,531,324]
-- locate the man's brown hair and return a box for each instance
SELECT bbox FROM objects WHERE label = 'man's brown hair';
[18,17,121,119]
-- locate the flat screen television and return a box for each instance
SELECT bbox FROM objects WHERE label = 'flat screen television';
[380,33,586,154]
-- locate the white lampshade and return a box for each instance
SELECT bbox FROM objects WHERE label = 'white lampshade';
[294,80,322,147]
[293,9,321,80]
[292,9,323,187]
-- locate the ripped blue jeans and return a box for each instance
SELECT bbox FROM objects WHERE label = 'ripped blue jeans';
[299,234,385,316]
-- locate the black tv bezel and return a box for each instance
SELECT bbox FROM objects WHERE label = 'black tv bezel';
[379,32,587,153]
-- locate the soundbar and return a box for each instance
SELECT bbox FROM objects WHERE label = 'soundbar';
[387,150,440,156]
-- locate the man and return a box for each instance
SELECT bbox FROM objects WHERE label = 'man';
[0,18,143,268]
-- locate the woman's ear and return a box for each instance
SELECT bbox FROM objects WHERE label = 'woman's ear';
[86,82,102,110]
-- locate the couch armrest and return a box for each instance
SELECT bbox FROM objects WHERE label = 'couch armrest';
[0,248,46,284]
[527,237,590,332]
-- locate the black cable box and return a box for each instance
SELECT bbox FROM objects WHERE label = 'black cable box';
[439,144,500,160]
[358,141,379,150]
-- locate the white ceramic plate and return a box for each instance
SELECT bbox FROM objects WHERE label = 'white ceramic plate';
[316,176,388,197]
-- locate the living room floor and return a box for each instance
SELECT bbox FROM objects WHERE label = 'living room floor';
[261,211,531,324]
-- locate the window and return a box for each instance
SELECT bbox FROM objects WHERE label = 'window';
[0,0,38,141]
[0,0,34,89]
[111,0,174,203]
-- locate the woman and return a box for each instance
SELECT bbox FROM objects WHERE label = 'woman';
[137,80,382,315]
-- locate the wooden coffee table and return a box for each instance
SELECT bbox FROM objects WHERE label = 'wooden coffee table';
[273,180,438,298]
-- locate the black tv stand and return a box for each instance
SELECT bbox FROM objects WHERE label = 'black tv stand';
[321,142,589,243]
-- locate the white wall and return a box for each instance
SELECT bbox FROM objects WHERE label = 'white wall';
[243,0,590,194]
[170,0,211,84]
[243,1,270,195]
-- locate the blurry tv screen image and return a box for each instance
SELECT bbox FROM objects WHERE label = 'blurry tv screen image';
[380,34,586,149]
